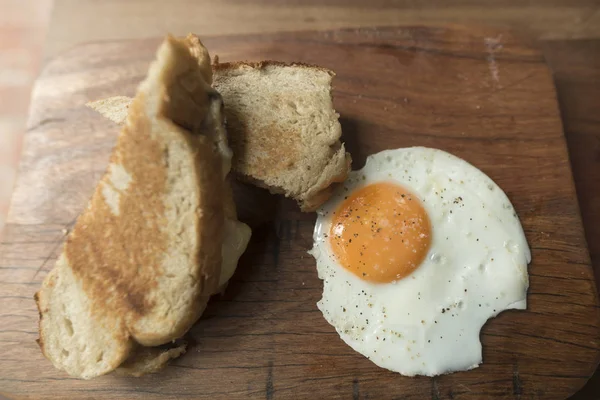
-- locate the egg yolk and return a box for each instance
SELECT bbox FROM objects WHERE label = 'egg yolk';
[329,182,431,283]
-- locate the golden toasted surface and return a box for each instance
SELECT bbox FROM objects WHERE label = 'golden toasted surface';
[213,61,351,211]
[35,34,232,378]
[67,96,164,323]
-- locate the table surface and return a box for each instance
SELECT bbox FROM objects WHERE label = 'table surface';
[0,0,51,241]
[3,0,600,398]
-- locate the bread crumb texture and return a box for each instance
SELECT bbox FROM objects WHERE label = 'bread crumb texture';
[213,61,351,211]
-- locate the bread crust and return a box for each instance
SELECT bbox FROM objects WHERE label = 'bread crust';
[212,60,335,76]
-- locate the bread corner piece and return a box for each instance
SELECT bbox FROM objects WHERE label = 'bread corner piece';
[213,61,351,211]
[35,34,250,379]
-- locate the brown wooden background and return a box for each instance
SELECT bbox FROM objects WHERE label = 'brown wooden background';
[45,2,600,398]
[0,0,599,398]
[1,24,599,399]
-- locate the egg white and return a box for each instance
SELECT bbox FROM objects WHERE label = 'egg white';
[310,147,531,376]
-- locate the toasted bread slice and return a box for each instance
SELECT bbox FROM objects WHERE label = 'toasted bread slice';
[88,62,351,211]
[213,62,351,211]
[36,34,232,379]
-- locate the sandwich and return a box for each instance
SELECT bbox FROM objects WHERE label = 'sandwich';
[35,34,251,379]
[88,61,351,211]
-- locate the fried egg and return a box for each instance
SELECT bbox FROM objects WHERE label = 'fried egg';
[309,147,530,376]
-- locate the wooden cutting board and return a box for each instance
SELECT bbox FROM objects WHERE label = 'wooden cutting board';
[1,25,599,400]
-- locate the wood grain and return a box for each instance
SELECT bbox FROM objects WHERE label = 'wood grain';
[0,0,53,242]
[45,0,600,58]
[1,26,599,399]
[542,38,600,399]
